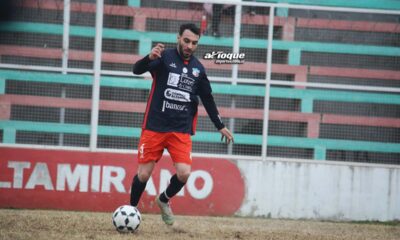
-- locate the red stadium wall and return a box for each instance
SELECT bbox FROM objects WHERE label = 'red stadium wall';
[0,147,245,216]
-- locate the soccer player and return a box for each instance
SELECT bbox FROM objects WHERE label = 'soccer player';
[130,23,234,226]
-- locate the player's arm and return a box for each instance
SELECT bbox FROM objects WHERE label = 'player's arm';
[199,73,234,144]
[200,93,234,144]
[132,43,164,75]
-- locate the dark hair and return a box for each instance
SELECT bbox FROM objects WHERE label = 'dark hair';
[179,23,201,36]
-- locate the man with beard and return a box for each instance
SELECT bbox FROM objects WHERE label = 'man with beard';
[130,23,234,226]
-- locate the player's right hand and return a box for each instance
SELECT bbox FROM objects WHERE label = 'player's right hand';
[149,43,165,60]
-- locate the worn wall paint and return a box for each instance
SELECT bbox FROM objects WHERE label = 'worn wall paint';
[237,159,400,221]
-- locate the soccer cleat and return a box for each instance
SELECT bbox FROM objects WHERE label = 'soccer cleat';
[156,195,175,225]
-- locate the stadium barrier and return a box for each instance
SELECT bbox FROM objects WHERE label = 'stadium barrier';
[3,45,399,86]
[0,0,399,162]
[0,69,399,160]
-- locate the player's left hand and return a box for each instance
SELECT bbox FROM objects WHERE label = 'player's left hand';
[219,127,234,144]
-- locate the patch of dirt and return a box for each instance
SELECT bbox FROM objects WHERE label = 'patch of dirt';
[0,209,399,240]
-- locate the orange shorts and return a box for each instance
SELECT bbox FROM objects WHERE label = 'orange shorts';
[137,129,192,165]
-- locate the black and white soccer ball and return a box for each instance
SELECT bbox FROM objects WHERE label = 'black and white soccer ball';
[112,205,141,233]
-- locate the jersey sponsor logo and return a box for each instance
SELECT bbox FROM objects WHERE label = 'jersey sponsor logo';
[168,73,195,92]
[162,100,187,112]
[182,67,188,73]
[167,72,180,87]
[164,88,191,102]
[178,75,195,92]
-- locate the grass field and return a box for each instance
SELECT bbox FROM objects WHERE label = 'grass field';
[0,209,399,240]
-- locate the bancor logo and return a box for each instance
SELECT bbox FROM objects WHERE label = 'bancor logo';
[0,147,245,215]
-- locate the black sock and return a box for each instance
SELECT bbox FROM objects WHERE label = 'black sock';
[159,174,186,203]
[130,174,147,207]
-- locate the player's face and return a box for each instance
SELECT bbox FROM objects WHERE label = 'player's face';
[177,29,199,60]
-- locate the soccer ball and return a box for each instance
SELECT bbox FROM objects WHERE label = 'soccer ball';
[112,205,141,233]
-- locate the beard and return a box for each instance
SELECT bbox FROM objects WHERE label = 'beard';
[178,43,192,60]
